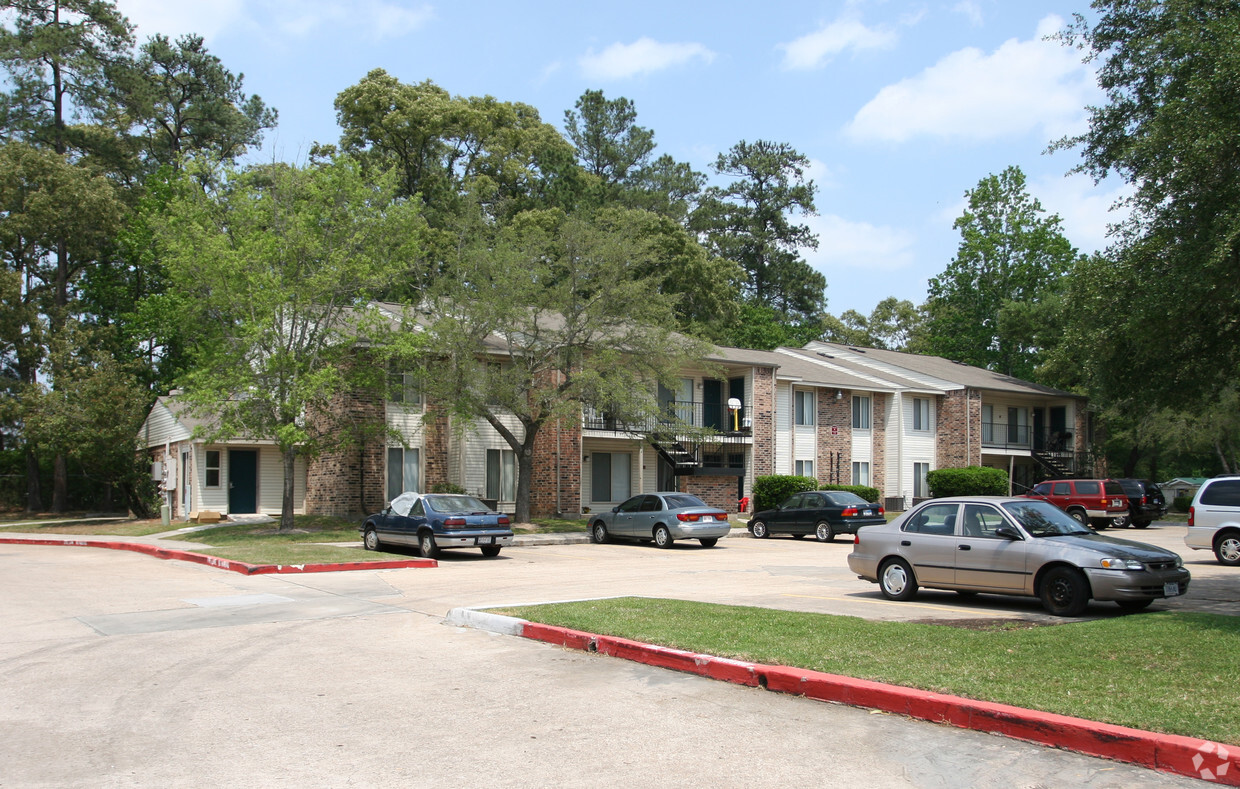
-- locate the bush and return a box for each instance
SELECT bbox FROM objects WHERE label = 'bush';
[1173,495,1192,513]
[753,475,817,513]
[925,466,1008,497]
[821,484,881,503]
[431,482,467,494]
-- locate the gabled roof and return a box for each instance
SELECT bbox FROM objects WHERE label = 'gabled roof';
[707,345,897,392]
[802,341,1083,399]
[138,395,268,448]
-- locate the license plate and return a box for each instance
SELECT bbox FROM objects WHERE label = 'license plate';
[1164,582,1180,596]
[1112,499,1123,507]
[476,536,493,545]
[862,509,872,516]
[701,515,714,522]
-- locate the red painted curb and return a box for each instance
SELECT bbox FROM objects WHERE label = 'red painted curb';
[519,621,1238,785]
[0,537,436,573]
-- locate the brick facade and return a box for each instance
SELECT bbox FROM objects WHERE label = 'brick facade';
[305,386,385,517]
[816,389,851,485]
[936,389,982,468]
[751,366,776,477]
[529,415,582,518]
[871,393,887,491]
[679,475,736,512]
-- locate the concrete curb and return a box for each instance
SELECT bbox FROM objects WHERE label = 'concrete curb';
[0,536,436,574]
[451,607,1238,786]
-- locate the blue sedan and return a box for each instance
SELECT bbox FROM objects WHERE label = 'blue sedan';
[362,493,514,559]
[588,492,731,548]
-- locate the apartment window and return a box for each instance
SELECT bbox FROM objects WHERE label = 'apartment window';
[1008,406,1029,445]
[486,449,516,502]
[914,462,930,498]
[852,461,870,486]
[205,450,221,488]
[913,398,930,431]
[590,452,631,502]
[795,459,814,478]
[386,447,421,502]
[981,404,994,444]
[852,395,871,430]
[388,368,422,406]
[794,390,815,426]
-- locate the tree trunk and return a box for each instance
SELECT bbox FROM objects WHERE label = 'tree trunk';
[280,447,297,532]
[24,447,43,513]
[514,439,536,525]
[51,453,68,512]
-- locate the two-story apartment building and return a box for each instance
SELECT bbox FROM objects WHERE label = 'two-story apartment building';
[139,317,1090,521]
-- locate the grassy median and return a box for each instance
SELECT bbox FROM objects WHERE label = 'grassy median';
[494,596,1239,745]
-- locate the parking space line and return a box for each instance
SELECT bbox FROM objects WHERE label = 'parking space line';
[781,593,1018,617]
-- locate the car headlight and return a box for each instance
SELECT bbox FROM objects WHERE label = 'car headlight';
[1099,557,1145,571]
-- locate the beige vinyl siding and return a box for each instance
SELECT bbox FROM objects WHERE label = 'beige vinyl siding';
[774,381,792,475]
[139,402,192,447]
[458,413,523,501]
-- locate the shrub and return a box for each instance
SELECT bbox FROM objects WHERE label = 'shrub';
[925,466,1008,497]
[821,484,881,503]
[753,475,817,513]
[431,482,468,494]
[1173,495,1192,513]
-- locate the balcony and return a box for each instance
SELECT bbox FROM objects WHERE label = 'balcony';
[583,400,752,440]
[981,423,1075,452]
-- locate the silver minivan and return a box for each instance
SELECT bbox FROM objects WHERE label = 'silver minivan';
[1186,476,1240,566]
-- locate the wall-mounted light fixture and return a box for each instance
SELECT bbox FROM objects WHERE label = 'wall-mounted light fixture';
[835,389,844,400]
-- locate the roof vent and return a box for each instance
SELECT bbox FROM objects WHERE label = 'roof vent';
[847,347,867,353]
[817,352,834,359]
[168,388,183,396]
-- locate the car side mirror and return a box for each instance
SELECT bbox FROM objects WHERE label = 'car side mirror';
[611,506,619,513]
[995,526,1022,540]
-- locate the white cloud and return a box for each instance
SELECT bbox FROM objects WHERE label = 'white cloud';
[778,17,898,70]
[845,15,1098,143]
[952,1,984,27]
[117,0,433,43]
[804,158,836,191]
[579,38,715,80]
[804,213,917,272]
[1030,171,1132,254]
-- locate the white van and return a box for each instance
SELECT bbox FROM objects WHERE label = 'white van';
[1185,476,1240,566]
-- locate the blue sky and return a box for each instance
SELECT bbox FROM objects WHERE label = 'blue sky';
[115,0,1126,317]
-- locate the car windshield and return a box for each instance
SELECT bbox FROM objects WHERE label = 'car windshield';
[1001,500,1092,536]
[426,495,490,514]
[663,494,707,509]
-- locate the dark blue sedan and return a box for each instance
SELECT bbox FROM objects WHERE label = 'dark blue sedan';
[362,493,514,559]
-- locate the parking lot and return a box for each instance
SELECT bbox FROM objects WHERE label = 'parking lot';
[0,520,1229,787]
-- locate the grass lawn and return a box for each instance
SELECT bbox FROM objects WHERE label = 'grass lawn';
[165,515,417,564]
[0,515,169,537]
[493,597,1240,746]
[521,517,588,533]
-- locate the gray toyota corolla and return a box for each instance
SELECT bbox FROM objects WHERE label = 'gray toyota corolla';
[847,496,1190,616]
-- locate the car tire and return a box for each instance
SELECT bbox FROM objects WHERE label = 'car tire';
[878,558,918,601]
[699,537,718,548]
[653,525,673,549]
[418,531,439,560]
[750,520,769,539]
[480,545,501,558]
[1132,520,1152,529]
[814,521,835,542]
[363,527,381,551]
[1214,531,1240,566]
[1039,566,1090,617]
[1111,515,1130,528]
[590,521,608,544]
[1117,598,1153,612]
[1067,509,1089,528]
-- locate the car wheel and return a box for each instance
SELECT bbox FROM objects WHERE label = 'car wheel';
[1039,566,1090,617]
[1117,598,1153,612]
[814,521,835,542]
[1067,509,1089,527]
[480,545,501,558]
[1111,515,1130,528]
[590,521,608,544]
[878,558,918,601]
[1132,520,1152,529]
[418,532,439,560]
[653,525,674,549]
[1215,531,1240,566]
[750,520,769,539]
[699,537,718,548]
[363,527,381,551]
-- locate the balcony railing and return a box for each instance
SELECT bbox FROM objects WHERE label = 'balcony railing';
[583,400,752,440]
[981,423,1075,452]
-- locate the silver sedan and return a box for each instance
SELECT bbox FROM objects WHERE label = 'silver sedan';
[847,496,1190,616]
[588,492,731,548]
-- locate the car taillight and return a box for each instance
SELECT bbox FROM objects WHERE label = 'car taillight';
[497,515,510,525]
[443,517,466,527]
[841,507,857,517]
[1141,495,1148,505]
[677,513,699,521]
[877,506,885,515]
[1188,506,1195,527]
[853,533,861,545]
